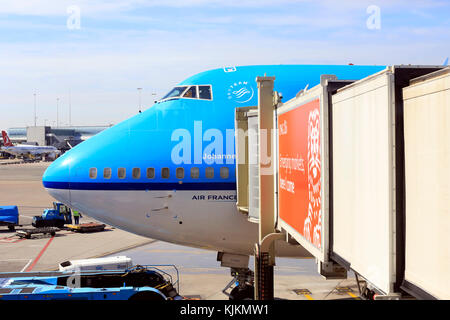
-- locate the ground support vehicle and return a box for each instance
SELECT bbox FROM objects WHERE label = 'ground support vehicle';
[0,265,182,300]
[0,206,20,231]
[32,202,72,228]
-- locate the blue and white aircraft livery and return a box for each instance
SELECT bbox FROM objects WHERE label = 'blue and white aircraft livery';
[43,65,384,260]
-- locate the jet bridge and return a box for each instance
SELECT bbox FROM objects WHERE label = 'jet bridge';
[235,65,449,300]
[401,68,450,299]
[275,75,352,280]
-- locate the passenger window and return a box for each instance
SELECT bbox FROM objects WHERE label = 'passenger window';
[132,168,141,179]
[89,168,97,179]
[146,168,155,179]
[161,167,170,179]
[103,168,112,179]
[183,86,197,98]
[220,167,229,179]
[198,86,212,100]
[176,167,184,179]
[118,168,126,179]
[191,167,199,179]
[205,167,214,179]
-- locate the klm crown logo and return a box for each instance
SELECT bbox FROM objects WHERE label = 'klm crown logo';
[227,81,254,103]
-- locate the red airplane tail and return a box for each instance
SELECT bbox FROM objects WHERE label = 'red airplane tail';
[1,131,13,146]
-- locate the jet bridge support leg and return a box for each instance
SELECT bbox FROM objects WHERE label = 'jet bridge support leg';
[253,76,282,300]
[254,233,285,300]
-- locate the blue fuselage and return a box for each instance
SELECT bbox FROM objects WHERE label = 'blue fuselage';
[41,64,385,256]
[43,65,385,191]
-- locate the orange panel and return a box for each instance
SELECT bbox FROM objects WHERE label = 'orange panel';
[278,98,321,249]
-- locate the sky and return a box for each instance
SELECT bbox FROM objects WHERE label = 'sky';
[0,0,449,130]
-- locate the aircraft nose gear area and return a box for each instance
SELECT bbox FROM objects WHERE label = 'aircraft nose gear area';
[218,252,255,300]
[223,268,255,300]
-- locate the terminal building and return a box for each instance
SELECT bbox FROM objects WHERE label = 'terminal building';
[6,126,112,151]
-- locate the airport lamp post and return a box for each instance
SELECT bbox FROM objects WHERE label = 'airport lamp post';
[56,98,60,128]
[69,89,72,127]
[137,88,143,113]
[33,92,37,127]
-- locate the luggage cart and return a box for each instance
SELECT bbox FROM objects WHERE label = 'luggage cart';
[16,227,60,239]
[66,223,106,233]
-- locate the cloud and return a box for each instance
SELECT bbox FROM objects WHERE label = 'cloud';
[1,0,448,17]
[0,0,307,16]
[0,0,449,130]
[0,1,133,16]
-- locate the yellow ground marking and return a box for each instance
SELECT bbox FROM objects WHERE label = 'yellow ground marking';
[347,291,360,299]
[304,294,314,300]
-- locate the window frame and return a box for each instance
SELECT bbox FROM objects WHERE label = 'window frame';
[220,167,230,179]
[205,167,214,179]
[132,167,141,179]
[161,167,170,179]
[160,86,188,101]
[118,167,126,179]
[103,167,112,179]
[197,85,213,100]
[146,167,155,179]
[159,85,213,102]
[176,167,184,179]
[191,167,200,179]
[89,168,97,179]
[182,86,198,99]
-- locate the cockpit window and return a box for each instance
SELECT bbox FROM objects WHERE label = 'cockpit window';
[160,85,212,102]
[198,86,212,100]
[161,86,188,100]
[183,86,197,98]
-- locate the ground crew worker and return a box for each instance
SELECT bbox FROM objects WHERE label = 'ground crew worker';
[73,210,82,225]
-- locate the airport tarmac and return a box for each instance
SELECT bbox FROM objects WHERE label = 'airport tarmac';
[109,238,360,300]
[0,161,152,272]
[0,160,360,300]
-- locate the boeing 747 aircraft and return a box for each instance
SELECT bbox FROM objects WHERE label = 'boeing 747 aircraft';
[42,64,385,299]
[1,131,60,160]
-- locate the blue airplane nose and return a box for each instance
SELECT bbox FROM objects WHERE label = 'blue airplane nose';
[42,154,72,206]
[42,117,134,208]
